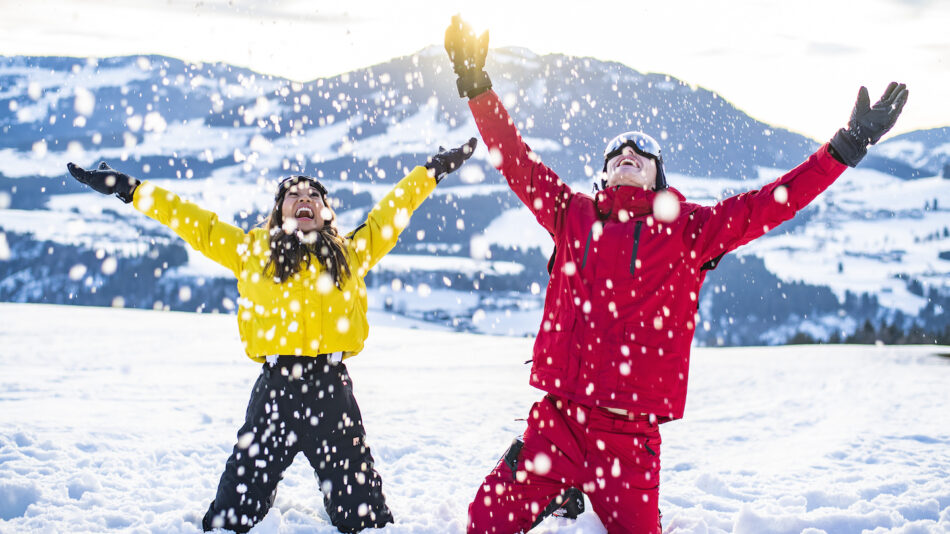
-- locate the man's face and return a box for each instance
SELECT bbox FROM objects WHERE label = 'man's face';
[605,146,657,190]
[280,181,329,233]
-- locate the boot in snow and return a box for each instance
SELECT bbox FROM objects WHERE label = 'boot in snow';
[531,487,585,528]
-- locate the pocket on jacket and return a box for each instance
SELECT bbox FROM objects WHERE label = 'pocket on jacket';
[533,313,576,372]
[614,323,683,398]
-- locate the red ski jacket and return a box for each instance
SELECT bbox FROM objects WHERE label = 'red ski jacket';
[469,90,847,421]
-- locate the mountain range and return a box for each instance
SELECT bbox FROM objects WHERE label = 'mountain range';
[0,47,948,345]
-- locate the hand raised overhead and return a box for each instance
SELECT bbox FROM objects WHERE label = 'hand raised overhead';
[830,82,908,167]
[444,15,492,99]
[66,162,140,204]
[425,137,478,183]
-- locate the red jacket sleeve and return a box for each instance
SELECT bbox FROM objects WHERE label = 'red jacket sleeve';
[689,143,847,263]
[469,90,573,235]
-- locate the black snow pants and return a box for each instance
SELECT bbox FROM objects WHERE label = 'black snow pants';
[202,355,393,533]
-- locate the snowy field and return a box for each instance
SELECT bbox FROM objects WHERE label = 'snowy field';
[1,303,949,534]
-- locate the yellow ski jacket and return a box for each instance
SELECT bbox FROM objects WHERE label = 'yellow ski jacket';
[132,166,436,362]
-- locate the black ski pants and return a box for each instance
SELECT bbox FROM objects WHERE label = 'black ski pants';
[202,355,393,533]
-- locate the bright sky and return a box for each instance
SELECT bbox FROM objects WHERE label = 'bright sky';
[3,0,948,141]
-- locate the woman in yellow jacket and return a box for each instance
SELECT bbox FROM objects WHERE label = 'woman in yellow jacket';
[66,138,476,533]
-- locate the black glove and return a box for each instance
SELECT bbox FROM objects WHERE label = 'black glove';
[444,15,492,99]
[66,161,140,204]
[830,82,908,167]
[425,138,478,183]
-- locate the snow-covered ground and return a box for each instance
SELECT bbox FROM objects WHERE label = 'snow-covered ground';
[1,303,948,533]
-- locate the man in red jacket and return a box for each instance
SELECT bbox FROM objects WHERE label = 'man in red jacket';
[444,16,908,534]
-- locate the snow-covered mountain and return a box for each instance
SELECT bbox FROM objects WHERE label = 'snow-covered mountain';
[874,127,950,178]
[0,49,948,344]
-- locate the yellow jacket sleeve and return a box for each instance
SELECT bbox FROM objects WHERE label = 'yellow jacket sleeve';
[346,166,436,276]
[132,181,250,277]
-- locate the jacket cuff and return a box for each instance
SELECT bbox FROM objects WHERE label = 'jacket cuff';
[457,70,492,99]
[131,180,154,213]
[467,89,498,111]
[818,142,850,172]
[828,129,867,168]
[405,165,438,200]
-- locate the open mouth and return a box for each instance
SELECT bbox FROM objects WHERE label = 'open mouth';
[295,206,314,220]
[619,159,638,168]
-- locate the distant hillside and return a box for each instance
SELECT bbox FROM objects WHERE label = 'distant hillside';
[0,49,948,345]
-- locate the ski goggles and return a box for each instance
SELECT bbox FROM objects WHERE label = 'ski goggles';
[275,175,328,201]
[602,131,662,170]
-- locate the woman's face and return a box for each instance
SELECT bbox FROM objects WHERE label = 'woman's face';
[280,181,330,233]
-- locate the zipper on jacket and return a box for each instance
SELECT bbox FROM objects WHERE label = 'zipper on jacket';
[630,221,643,276]
[581,225,594,270]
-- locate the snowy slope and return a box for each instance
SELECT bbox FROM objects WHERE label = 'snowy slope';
[1,303,948,533]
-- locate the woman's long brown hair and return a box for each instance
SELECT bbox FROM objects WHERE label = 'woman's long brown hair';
[263,177,351,287]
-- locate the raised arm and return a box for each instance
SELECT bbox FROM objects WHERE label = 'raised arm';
[445,15,573,235]
[346,139,476,276]
[690,83,908,264]
[689,145,846,264]
[66,162,249,277]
